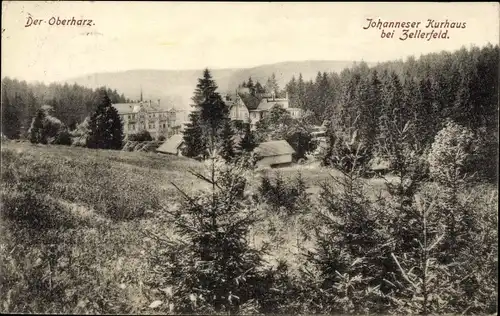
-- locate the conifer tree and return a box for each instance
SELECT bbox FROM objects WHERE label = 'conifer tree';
[237,123,258,153]
[255,81,265,95]
[296,73,306,110]
[305,128,390,314]
[365,70,382,152]
[265,73,280,96]
[2,93,21,139]
[191,68,219,107]
[416,77,435,147]
[86,89,123,150]
[191,68,230,153]
[247,77,255,95]
[285,76,298,107]
[148,155,269,314]
[218,119,235,162]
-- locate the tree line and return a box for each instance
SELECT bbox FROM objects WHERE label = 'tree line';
[1,78,128,139]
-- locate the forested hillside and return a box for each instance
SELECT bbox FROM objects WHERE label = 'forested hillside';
[283,44,498,176]
[1,79,128,139]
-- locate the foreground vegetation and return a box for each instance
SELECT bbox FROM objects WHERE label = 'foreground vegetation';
[0,140,496,314]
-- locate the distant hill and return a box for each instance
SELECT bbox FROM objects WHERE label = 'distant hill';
[63,60,376,111]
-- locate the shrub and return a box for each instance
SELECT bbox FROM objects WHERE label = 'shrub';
[53,129,72,146]
[28,110,69,145]
[128,130,153,142]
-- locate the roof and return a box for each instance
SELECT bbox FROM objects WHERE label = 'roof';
[156,134,184,154]
[256,99,289,111]
[254,140,295,157]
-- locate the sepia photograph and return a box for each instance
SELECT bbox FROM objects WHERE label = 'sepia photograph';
[1,1,498,315]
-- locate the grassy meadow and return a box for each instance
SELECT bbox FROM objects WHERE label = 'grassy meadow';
[0,141,497,314]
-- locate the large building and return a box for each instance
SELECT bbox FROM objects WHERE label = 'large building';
[223,89,302,129]
[112,99,182,140]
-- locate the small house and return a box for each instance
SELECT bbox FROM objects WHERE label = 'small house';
[156,134,184,156]
[254,140,296,168]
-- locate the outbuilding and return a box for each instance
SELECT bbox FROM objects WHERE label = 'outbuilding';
[156,134,184,156]
[254,140,295,168]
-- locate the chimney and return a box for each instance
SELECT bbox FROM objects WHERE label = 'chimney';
[158,99,161,107]
[271,91,275,101]
[149,100,151,107]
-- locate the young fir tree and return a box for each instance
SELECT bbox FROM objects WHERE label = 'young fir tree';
[304,128,390,314]
[190,68,230,154]
[416,77,435,148]
[29,109,47,144]
[192,68,219,107]
[86,89,123,150]
[147,154,270,314]
[247,77,255,95]
[254,81,265,95]
[237,124,258,153]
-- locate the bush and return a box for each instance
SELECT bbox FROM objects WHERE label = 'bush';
[53,129,72,146]
[28,110,69,145]
[128,130,153,142]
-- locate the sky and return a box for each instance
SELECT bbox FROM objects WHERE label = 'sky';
[2,1,499,83]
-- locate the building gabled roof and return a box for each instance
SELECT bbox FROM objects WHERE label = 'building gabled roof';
[156,134,184,154]
[254,140,295,157]
[113,103,137,114]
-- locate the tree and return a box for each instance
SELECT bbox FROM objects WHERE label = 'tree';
[255,81,266,95]
[237,123,258,153]
[86,89,123,150]
[191,68,219,107]
[147,155,269,314]
[305,128,390,314]
[285,76,299,108]
[182,111,206,159]
[29,109,47,144]
[191,69,230,154]
[265,73,280,96]
[247,77,255,95]
[2,93,21,139]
